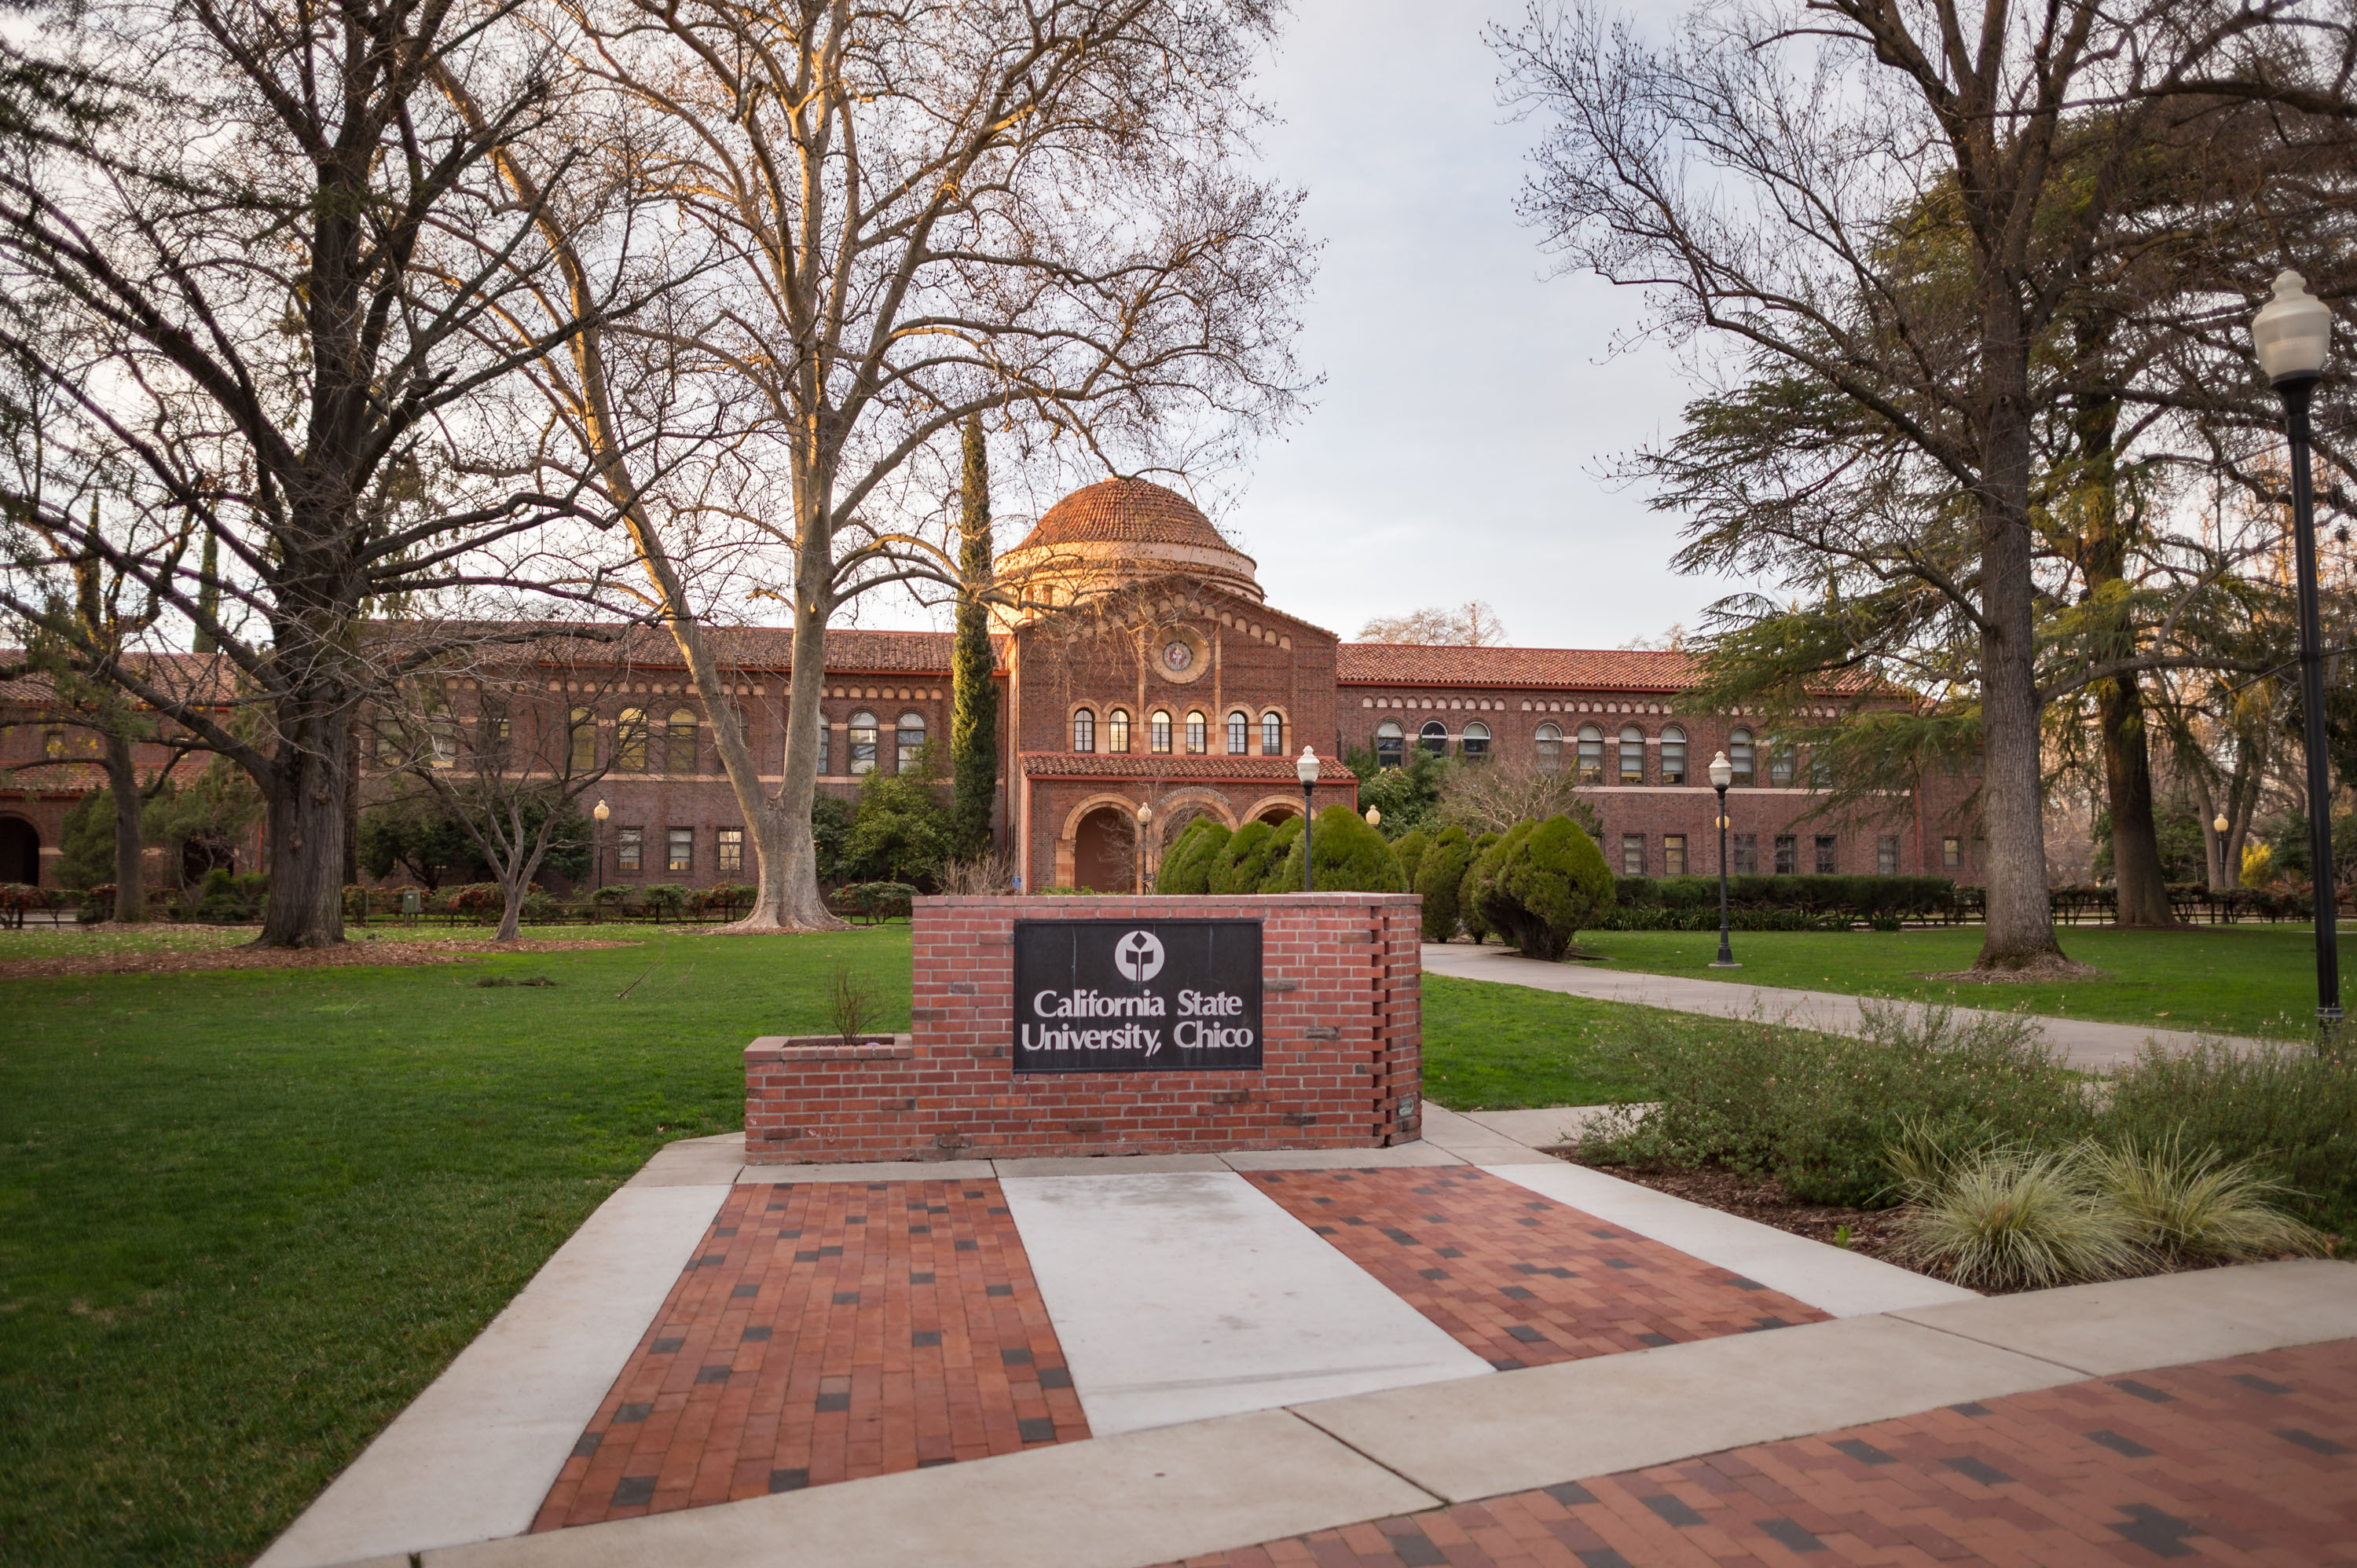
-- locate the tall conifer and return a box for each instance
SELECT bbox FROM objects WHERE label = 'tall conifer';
[950,415,998,855]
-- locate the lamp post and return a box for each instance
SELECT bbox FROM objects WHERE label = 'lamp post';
[2252,269,2344,1031]
[1135,800,1153,894]
[592,798,610,892]
[1708,751,1738,969]
[1296,746,1321,892]
[2215,812,2231,892]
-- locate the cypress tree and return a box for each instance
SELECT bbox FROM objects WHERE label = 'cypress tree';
[949,414,999,856]
[191,526,219,654]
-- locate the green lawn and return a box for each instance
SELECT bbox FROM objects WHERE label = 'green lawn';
[1577,924,2353,1041]
[0,927,909,1568]
[1420,975,1659,1111]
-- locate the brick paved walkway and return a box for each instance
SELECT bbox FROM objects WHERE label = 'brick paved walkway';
[1244,1168,1827,1368]
[531,1178,1087,1530]
[1158,1339,2357,1566]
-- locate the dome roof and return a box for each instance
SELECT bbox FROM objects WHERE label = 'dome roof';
[994,478,1262,624]
[1014,478,1235,553]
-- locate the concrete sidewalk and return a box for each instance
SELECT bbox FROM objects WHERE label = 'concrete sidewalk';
[1421,941,2271,1070]
[404,1261,2355,1568]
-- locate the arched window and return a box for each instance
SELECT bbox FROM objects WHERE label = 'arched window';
[428,703,458,769]
[1576,725,1604,783]
[848,710,878,774]
[1107,708,1131,753]
[1419,720,1448,757]
[896,711,926,774]
[1072,708,1096,753]
[1185,710,1207,754]
[1659,726,1687,785]
[1769,738,1795,787]
[1728,727,1754,786]
[569,708,596,773]
[1618,725,1644,785]
[665,709,698,773]
[1375,721,1405,770]
[1149,709,1172,753]
[1462,720,1490,762]
[1533,723,1563,773]
[616,707,650,772]
[1262,712,1284,757]
[1227,710,1249,755]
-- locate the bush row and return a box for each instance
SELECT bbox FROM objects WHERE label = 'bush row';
[1155,809,1408,896]
[1578,1002,2357,1244]
[1611,873,1963,917]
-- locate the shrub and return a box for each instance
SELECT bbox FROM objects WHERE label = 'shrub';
[1413,826,1472,942]
[1459,830,1502,943]
[1888,1141,2143,1290]
[1392,829,1430,890]
[833,881,915,923]
[842,770,952,887]
[2091,1132,2330,1262]
[1580,999,2090,1207]
[1609,873,1959,919]
[1255,815,1304,892]
[1270,805,1408,893]
[693,882,757,918]
[2099,1041,2357,1240]
[640,883,692,919]
[1465,814,1613,961]
[1157,818,1230,896]
[1206,819,1277,894]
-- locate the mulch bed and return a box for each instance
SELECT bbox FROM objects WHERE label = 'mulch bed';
[1550,1155,1915,1265]
[0,935,640,981]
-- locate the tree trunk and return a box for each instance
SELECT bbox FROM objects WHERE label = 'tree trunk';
[2099,673,2176,925]
[255,701,350,947]
[951,413,999,859]
[1970,316,2066,970]
[101,728,146,923]
[2069,354,2176,929]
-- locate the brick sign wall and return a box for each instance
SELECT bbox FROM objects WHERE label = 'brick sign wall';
[744,892,1423,1163]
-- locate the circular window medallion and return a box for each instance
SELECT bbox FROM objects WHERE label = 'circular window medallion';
[1152,625,1211,685]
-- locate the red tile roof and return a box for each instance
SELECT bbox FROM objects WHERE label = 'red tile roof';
[1336,643,1875,697]
[1018,753,1328,782]
[1010,478,1242,555]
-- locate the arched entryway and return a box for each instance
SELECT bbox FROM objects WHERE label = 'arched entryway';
[0,816,40,885]
[1072,805,1135,893]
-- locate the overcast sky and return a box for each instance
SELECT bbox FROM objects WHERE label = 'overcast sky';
[868,0,1736,650]
[1226,0,1730,652]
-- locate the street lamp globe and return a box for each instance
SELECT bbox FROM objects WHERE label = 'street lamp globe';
[1136,802,1153,826]
[1296,746,1321,788]
[1707,750,1734,789]
[592,798,610,822]
[2215,814,2231,835]
[1365,805,1381,828]
[2253,270,2333,384]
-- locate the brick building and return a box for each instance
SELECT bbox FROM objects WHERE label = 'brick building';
[0,478,1981,895]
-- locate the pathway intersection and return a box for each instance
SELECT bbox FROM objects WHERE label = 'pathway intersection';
[253,1110,2355,1568]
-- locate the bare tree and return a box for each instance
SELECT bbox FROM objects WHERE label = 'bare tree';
[1358,602,1512,647]
[1437,757,1598,838]
[366,636,629,941]
[511,0,1314,930]
[1497,0,2356,969]
[0,0,645,946]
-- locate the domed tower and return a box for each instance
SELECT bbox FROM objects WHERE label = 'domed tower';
[992,478,1260,628]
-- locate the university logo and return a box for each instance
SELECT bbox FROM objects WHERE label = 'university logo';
[1113,929,1165,983]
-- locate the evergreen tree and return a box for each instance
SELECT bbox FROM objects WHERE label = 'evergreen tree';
[949,414,999,857]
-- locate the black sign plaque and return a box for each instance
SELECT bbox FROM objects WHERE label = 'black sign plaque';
[1012,918,1263,1074]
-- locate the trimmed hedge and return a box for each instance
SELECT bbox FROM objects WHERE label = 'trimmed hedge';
[1464,815,1615,960]
[1270,805,1409,894]
[1609,873,1960,918]
[1157,818,1230,895]
[1207,819,1280,894]
[1415,826,1472,942]
[1393,829,1431,891]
